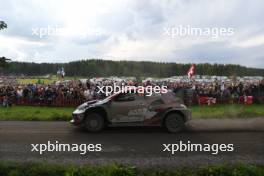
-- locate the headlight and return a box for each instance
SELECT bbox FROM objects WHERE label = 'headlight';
[77,103,88,111]
[180,104,187,108]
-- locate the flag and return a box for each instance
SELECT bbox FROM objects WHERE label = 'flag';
[57,67,65,78]
[61,67,65,78]
[188,64,195,78]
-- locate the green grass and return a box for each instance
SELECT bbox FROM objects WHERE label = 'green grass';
[18,78,55,85]
[0,104,264,121]
[17,75,85,85]
[191,104,264,119]
[0,162,264,176]
[0,106,74,121]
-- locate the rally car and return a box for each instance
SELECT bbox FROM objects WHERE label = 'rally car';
[70,92,191,132]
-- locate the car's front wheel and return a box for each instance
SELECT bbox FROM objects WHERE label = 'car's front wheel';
[84,113,105,132]
[164,113,184,133]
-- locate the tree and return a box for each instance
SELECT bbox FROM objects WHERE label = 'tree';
[0,21,7,30]
[0,21,11,68]
[0,57,11,67]
[1,59,263,76]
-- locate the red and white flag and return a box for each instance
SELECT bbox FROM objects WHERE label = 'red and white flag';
[187,64,196,78]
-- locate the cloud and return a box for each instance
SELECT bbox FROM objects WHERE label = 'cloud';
[0,0,263,68]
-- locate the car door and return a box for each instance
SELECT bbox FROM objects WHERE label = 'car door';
[109,93,147,123]
[143,96,165,120]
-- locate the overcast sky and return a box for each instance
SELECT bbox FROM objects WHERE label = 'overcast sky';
[0,0,264,68]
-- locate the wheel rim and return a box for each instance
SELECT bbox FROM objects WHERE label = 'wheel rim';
[84,114,104,132]
[166,116,183,131]
[89,119,98,128]
[85,117,100,129]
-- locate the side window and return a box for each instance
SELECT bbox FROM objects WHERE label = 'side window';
[148,99,165,111]
[115,93,135,102]
[150,99,164,106]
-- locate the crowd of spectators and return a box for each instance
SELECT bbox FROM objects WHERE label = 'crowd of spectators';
[166,80,264,105]
[0,81,94,107]
[0,78,264,107]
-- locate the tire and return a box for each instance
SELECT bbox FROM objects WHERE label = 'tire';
[84,113,105,132]
[164,113,184,133]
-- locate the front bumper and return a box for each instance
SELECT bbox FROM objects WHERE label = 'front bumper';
[70,109,85,126]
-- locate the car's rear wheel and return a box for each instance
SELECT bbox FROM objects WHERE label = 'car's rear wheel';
[84,113,105,132]
[164,113,184,133]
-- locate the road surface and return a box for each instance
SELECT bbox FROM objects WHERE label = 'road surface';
[0,118,264,167]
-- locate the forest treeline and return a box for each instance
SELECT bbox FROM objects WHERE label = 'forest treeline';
[0,59,263,77]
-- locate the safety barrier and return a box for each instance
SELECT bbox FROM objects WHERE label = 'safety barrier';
[0,96,263,107]
[0,97,87,107]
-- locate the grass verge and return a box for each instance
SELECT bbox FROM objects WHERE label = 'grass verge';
[0,162,264,176]
[17,75,84,85]
[0,104,264,121]
[191,104,264,119]
[0,106,74,121]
